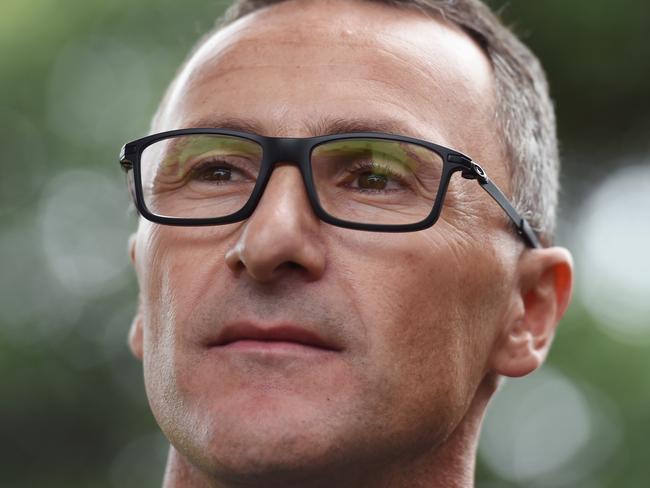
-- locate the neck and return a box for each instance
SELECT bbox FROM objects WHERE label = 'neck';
[161,374,499,488]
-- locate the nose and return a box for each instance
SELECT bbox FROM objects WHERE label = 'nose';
[224,164,326,283]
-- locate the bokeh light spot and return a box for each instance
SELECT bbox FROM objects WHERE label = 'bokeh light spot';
[39,169,132,298]
[479,367,621,486]
[576,163,650,345]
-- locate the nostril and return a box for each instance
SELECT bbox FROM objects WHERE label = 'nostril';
[271,261,303,276]
[263,261,306,281]
[224,245,247,274]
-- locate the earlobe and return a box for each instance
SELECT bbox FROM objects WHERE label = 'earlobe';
[128,298,144,361]
[491,246,574,378]
[128,233,137,265]
[127,232,144,360]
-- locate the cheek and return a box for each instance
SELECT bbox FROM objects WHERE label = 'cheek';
[342,231,509,410]
[345,233,464,349]
[137,223,237,338]
[136,224,235,430]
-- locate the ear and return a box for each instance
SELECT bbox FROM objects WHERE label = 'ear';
[491,246,574,378]
[128,233,144,361]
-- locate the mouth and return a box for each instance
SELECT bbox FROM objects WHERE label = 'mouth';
[208,321,342,355]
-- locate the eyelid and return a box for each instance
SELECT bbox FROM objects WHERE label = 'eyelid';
[185,156,258,182]
[186,152,258,169]
[350,159,410,179]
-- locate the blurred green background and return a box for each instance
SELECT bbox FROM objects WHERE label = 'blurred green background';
[1,0,649,487]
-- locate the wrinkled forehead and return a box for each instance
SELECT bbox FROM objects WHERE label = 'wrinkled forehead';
[156,0,498,164]
[185,1,491,79]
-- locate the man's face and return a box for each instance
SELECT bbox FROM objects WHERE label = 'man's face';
[131,0,521,481]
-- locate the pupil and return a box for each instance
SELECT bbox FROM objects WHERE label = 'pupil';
[359,172,387,190]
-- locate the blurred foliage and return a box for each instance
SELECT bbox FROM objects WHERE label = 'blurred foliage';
[0,1,648,487]
[488,0,650,153]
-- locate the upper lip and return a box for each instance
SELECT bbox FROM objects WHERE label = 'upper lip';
[210,321,342,351]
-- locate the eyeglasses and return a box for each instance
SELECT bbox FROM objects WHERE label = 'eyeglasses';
[119,128,541,248]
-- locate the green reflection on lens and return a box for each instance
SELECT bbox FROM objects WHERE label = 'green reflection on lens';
[160,135,262,177]
[314,139,428,176]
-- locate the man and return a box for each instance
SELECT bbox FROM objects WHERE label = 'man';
[120,0,573,486]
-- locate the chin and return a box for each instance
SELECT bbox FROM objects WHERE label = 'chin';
[176,411,351,486]
[163,389,338,466]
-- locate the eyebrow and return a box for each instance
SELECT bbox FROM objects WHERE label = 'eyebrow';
[181,115,428,140]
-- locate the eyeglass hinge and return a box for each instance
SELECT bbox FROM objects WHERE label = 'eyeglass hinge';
[119,144,134,172]
[468,162,488,183]
[120,158,133,172]
[458,159,489,184]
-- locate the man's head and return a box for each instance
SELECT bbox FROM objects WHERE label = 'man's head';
[126,0,573,485]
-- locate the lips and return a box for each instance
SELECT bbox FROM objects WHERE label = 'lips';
[209,321,342,352]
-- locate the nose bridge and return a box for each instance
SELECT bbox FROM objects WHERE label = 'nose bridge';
[264,164,308,207]
[224,137,325,282]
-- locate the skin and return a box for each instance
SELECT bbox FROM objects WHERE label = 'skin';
[128,1,574,486]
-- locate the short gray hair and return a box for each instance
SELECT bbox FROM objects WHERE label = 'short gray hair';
[158,0,560,243]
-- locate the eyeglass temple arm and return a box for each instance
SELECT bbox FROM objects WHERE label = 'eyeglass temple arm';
[449,154,542,249]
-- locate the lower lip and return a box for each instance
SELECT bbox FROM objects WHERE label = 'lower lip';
[214,339,335,355]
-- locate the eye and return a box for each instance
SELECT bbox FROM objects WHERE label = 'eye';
[358,171,389,190]
[194,165,232,182]
[347,162,409,192]
[188,159,251,184]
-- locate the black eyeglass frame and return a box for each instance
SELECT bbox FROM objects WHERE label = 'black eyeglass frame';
[119,128,541,249]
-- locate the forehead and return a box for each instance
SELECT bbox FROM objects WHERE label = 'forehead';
[158,0,497,160]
